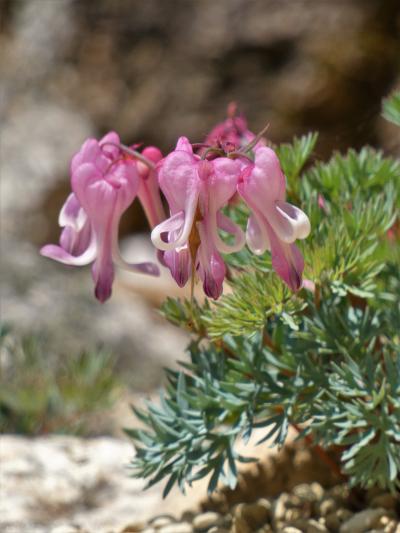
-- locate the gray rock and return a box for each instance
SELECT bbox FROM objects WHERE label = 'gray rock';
[339,508,387,533]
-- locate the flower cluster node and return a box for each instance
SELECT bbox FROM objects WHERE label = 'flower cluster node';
[41,107,311,301]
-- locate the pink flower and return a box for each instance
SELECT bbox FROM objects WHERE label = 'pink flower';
[41,132,159,302]
[136,146,166,228]
[205,102,264,151]
[238,146,311,291]
[151,137,245,299]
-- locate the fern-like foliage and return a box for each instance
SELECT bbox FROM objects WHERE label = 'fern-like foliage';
[383,90,400,127]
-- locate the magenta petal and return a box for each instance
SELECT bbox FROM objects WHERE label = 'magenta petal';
[267,224,304,291]
[164,248,191,287]
[197,221,225,300]
[92,256,114,303]
[198,250,225,300]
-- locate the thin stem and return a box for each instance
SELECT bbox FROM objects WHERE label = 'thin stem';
[201,147,225,160]
[191,143,211,150]
[240,123,270,154]
[100,142,156,170]
[228,151,254,163]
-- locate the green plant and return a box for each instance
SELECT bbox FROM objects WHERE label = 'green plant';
[127,92,400,496]
[0,325,121,435]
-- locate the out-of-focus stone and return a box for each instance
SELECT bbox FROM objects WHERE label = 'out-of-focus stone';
[306,519,329,533]
[193,511,222,530]
[339,508,387,533]
[240,501,271,529]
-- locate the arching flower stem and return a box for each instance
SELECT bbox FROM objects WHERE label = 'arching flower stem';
[100,142,156,170]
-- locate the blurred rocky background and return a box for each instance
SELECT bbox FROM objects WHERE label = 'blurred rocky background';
[0,0,399,531]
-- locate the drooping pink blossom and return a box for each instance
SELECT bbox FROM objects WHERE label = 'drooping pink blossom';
[237,146,311,291]
[41,132,160,302]
[151,137,245,299]
[205,102,264,152]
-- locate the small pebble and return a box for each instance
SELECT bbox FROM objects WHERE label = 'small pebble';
[293,483,324,502]
[273,493,290,521]
[306,519,329,533]
[339,508,386,533]
[285,508,303,522]
[141,529,156,533]
[318,497,337,516]
[193,511,222,530]
[159,523,192,533]
[240,501,270,528]
[325,511,345,531]
[282,527,303,533]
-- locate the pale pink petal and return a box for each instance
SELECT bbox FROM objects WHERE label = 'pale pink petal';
[209,211,245,254]
[158,149,199,213]
[40,237,97,266]
[303,279,316,293]
[274,201,311,242]
[209,157,241,209]
[99,131,120,159]
[175,136,194,153]
[70,139,96,174]
[246,212,270,255]
[151,211,185,250]
[241,147,286,218]
[58,193,87,231]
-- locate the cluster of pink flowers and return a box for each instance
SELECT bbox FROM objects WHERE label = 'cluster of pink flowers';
[41,108,310,302]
